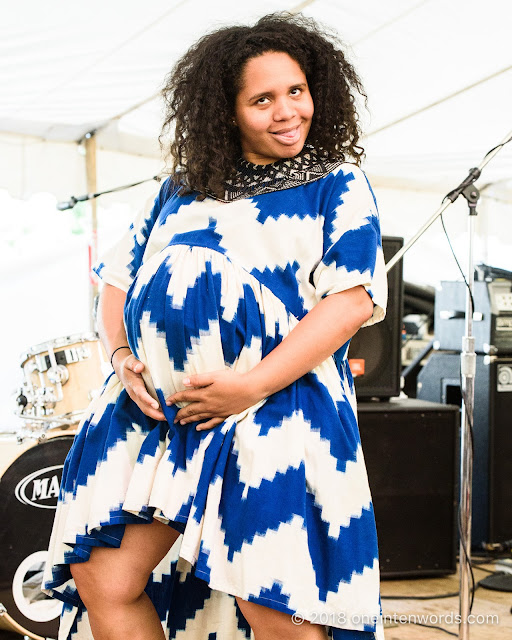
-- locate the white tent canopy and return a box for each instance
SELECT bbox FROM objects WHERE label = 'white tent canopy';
[1,0,511,201]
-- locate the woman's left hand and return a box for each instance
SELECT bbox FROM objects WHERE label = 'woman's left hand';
[166,370,264,431]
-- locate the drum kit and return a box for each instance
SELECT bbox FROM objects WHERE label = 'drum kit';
[0,332,109,640]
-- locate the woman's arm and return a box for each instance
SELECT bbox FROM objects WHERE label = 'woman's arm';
[97,284,130,363]
[167,285,373,429]
[244,285,373,397]
[98,283,166,421]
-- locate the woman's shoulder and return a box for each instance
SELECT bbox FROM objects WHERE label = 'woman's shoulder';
[326,161,375,199]
[158,175,184,202]
[327,161,368,182]
[312,161,377,219]
[310,160,368,196]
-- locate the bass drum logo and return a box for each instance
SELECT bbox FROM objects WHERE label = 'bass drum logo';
[14,465,64,509]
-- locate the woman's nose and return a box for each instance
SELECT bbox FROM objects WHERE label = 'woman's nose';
[273,97,295,121]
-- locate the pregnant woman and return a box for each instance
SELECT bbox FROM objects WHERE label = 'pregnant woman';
[43,12,387,640]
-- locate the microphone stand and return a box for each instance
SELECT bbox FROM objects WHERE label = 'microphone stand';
[56,174,164,211]
[385,127,512,640]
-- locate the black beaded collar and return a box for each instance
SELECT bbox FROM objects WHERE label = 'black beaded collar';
[211,145,345,203]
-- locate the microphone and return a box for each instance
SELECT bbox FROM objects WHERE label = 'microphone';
[56,194,93,211]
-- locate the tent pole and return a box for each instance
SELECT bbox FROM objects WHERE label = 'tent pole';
[84,133,98,332]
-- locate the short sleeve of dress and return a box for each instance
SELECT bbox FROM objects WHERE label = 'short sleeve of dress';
[93,177,174,292]
[312,164,387,328]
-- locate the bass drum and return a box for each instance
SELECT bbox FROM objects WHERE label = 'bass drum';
[0,428,75,640]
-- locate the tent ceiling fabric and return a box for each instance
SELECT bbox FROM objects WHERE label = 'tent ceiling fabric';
[1,0,511,196]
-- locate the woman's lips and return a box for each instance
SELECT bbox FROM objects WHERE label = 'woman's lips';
[270,124,301,145]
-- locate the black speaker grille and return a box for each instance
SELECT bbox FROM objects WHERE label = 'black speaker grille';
[349,236,403,399]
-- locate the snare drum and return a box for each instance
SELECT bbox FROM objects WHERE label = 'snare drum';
[0,428,75,640]
[18,332,109,424]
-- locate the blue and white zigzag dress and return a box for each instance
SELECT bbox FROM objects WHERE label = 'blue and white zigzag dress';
[43,161,388,640]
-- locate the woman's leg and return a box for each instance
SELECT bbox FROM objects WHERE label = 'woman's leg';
[70,520,181,640]
[235,596,329,640]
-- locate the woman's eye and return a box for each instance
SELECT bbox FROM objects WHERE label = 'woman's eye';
[256,96,270,105]
[290,88,302,96]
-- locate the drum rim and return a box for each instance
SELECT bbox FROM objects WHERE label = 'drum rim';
[19,331,100,365]
[0,428,77,477]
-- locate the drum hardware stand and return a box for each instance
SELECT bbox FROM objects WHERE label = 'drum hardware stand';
[15,409,82,444]
[385,127,512,640]
[14,419,77,444]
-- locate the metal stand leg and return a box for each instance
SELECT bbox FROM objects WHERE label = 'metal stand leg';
[458,185,479,640]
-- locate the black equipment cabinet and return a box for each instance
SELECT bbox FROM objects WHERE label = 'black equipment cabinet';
[358,398,459,577]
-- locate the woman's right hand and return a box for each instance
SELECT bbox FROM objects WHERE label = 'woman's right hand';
[112,351,166,421]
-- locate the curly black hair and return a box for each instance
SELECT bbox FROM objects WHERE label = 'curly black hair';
[159,12,367,199]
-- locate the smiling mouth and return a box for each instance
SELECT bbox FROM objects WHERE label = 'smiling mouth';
[270,125,301,143]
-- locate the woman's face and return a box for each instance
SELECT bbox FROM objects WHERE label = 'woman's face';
[234,51,314,165]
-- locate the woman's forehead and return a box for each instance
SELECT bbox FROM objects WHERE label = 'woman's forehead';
[238,52,306,93]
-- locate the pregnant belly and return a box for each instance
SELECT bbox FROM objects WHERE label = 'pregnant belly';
[123,244,275,402]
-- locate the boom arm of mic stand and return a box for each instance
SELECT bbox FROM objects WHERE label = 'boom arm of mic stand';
[385,199,452,273]
[56,174,164,211]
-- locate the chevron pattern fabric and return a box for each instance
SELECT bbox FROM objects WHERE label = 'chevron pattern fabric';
[43,163,388,640]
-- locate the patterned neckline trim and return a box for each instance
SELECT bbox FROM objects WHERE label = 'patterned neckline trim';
[209,144,346,203]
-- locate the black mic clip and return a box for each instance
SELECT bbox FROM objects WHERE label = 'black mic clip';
[57,196,78,211]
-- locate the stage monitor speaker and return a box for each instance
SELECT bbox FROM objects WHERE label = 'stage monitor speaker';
[358,398,459,578]
[348,236,404,399]
[417,352,512,547]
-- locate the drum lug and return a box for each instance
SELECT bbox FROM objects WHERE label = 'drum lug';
[16,384,34,413]
[76,345,92,361]
[36,387,57,411]
[47,364,70,386]
[16,391,28,408]
[27,359,39,373]
[16,383,57,418]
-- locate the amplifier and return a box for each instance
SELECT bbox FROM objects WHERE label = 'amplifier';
[435,280,512,354]
[417,351,512,546]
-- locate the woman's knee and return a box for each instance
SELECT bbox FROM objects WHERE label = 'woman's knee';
[70,559,148,608]
[235,597,329,640]
[69,521,180,609]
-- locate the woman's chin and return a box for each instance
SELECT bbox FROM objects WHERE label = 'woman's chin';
[271,139,307,159]
[243,139,307,164]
